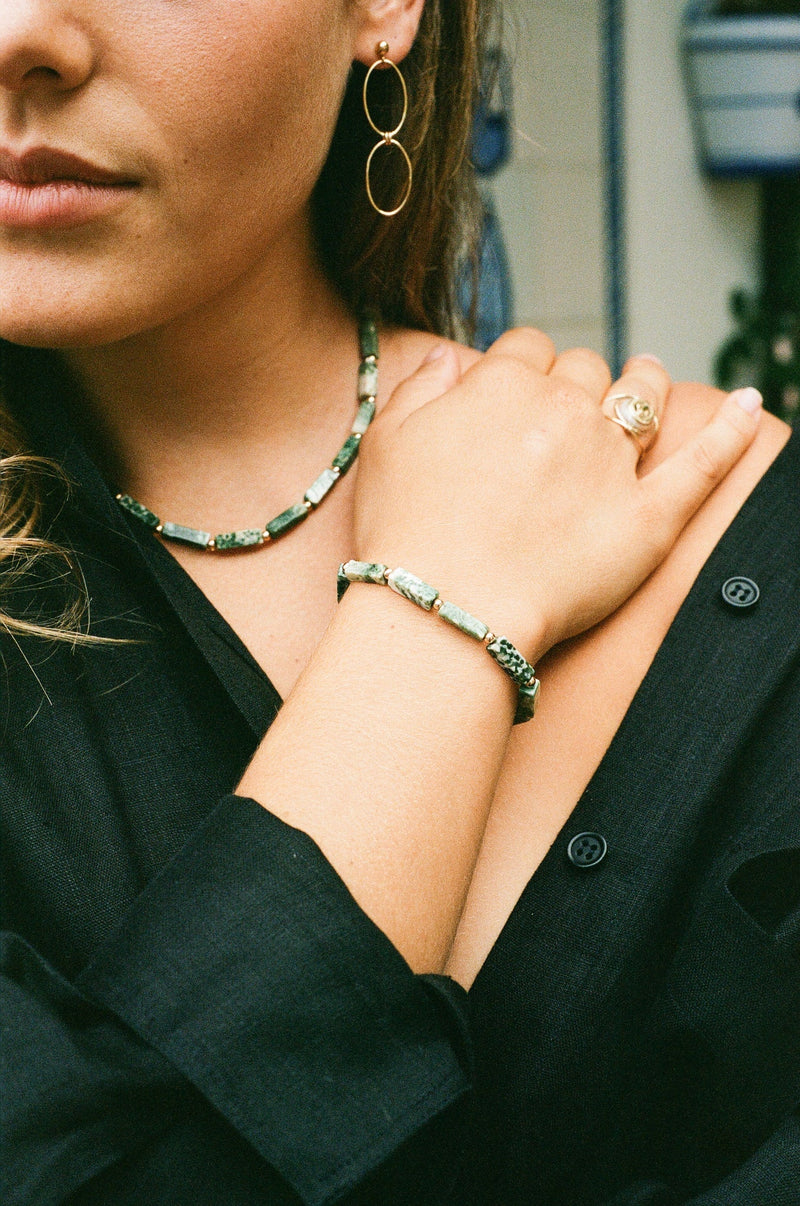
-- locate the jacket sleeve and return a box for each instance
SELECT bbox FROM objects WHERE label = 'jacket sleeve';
[603,1108,800,1206]
[2,795,472,1206]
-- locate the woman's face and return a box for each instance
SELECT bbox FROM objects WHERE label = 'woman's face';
[0,0,415,347]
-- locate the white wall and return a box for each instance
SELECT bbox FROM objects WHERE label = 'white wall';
[624,0,760,382]
[488,0,761,385]
[489,0,608,354]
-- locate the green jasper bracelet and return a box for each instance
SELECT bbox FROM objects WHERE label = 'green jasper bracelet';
[116,317,380,552]
[337,560,541,724]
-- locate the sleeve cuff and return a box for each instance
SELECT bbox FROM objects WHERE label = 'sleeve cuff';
[76,795,471,1205]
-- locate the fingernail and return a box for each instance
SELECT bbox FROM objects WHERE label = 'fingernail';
[423,343,449,365]
[729,386,763,414]
[632,353,665,367]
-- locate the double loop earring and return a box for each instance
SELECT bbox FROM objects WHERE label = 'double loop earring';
[363,41,413,217]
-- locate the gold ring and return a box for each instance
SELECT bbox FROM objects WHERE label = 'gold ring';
[605,393,660,456]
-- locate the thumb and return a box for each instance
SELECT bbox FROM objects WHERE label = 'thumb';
[640,386,763,551]
[383,342,463,426]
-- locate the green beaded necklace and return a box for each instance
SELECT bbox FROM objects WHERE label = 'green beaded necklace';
[115,318,379,552]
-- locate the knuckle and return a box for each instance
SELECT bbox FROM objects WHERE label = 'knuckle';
[622,356,671,389]
[612,373,662,407]
[568,346,608,372]
[481,352,537,396]
[491,326,556,364]
[688,436,722,485]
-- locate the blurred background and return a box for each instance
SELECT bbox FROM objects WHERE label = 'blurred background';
[476,0,800,422]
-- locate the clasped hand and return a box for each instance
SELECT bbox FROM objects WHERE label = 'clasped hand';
[354,329,761,663]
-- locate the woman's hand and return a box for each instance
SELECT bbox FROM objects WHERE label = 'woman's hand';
[239,330,761,972]
[354,329,762,662]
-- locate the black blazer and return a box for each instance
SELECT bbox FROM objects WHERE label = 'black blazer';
[2,358,799,1205]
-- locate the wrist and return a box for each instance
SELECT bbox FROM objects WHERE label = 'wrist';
[338,561,542,724]
[333,574,518,714]
[351,546,549,665]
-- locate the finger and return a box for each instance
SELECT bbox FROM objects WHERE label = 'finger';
[549,347,612,400]
[601,354,673,462]
[383,342,463,426]
[638,387,763,552]
[484,326,557,375]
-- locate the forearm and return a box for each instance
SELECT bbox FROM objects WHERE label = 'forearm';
[237,583,524,973]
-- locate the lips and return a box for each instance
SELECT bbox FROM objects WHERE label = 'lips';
[0,147,139,229]
[0,146,135,187]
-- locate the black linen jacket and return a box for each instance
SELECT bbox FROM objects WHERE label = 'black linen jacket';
[2,357,800,1205]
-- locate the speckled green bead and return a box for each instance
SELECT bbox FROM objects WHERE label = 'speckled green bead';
[387,568,439,611]
[332,434,361,474]
[514,678,541,724]
[437,601,489,642]
[214,528,263,550]
[337,559,388,602]
[351,398,376,436]
[266,503,309,540]
[358,362,379,400]
[161,521,211,548]
[116,494,160,529]
[359,320,379,360]
[305,468,340,508]
[341,560,388,584]
[487,637,535,687]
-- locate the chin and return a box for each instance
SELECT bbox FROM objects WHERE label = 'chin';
[0,284,170,349]
[0,313,129,350]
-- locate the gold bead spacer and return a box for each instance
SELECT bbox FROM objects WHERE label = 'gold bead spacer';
[483,632,496,646]
[432,598,443,611]
[155,523,164,534]
[261,530,272,543]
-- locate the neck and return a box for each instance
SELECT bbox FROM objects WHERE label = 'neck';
[63,219,361,509]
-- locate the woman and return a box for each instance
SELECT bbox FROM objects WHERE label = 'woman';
[1,1,797,1203]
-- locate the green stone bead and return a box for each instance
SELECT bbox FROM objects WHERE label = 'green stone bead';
[487,637,535,687]
[161,521,211,548]
[342,560,388,584]
[437,601,489,642]
[514,678,541,724]
[305,468,340,508]
[351,398,376,436]
[116,494,160,529]
[266,503,310,540]
[214,528,263,550]
[387,567,439,611]
[359,320,379,360]
[332,434,361,474]
[337,560,388,602]
[358,362,379,400]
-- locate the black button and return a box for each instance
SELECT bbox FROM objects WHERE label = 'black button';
[721,577,760,609]
[567,832,608,869]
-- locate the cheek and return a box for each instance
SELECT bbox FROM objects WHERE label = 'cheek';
[0,2,356,346]
[152,4,351,239]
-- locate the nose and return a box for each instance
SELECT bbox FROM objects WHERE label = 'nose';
[0,1,94,95]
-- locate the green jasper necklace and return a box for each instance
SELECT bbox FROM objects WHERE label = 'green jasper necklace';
[115,318,379,552]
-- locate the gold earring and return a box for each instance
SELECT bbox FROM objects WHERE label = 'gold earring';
[363,41,413,217]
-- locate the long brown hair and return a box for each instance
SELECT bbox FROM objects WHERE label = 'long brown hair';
[0,0,494,640]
